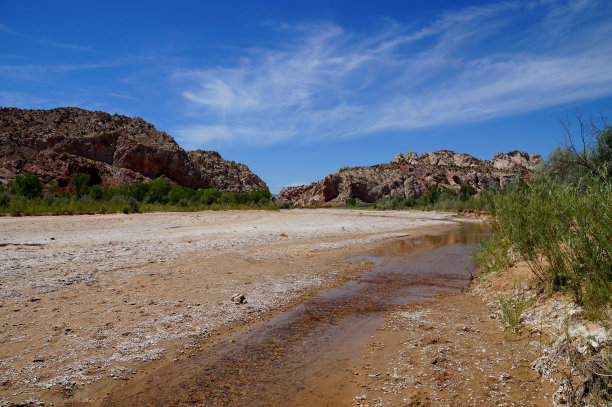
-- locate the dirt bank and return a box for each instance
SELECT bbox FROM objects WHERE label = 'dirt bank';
[0,209,460,406]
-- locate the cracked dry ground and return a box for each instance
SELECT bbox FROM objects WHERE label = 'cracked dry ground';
[353,291,554,407]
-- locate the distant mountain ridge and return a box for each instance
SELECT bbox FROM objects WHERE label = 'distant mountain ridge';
[0,107,268,193]
[278,149,543,206]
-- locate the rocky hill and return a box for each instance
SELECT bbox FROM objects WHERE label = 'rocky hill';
[278,150,542,206]
[0,107,268,193]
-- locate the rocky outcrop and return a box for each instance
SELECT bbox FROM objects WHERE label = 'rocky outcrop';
[279,150,542,206]
[0,107,268,193]
[491,150,543,171]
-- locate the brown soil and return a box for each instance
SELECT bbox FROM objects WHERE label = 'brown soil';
[354,291,554,406]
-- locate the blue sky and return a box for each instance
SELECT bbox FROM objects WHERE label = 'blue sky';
[2,0,612,193]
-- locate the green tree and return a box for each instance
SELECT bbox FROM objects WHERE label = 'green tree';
[197,189,222,205]
[427,184,441,204]
[169,185,195,204]
[71,173,91,197]
[129,182,150,202]
[9,174,44,198]
[552,111,612,186]
[87,184,104,200]
[459,185,477,201]
[248,190,272,203]
[147,178,171,203]
[218,192,238,204]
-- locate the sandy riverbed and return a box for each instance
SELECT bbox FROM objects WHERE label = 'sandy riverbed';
[1,209,462,406]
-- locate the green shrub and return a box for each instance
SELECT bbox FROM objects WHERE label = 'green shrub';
[169,185,195,204]
[8,195,27,216]
[42,194,57,206]
[459,185,477,201]
[417,194,429,206]
[491,178,611,319]
[9,174,44,198]
[129,182,149,202]
[248,190,272,203]
[217,191,250,205]
[438,188,457,202]
[147,178,171,203]
[88,184,104,200]
[427,184,441,204]
[498,284,533,332]
[122,197,140,213]
[276,201,293,209]
[197,189,222,205]
[471,233,512,275]
[257,197,270,206]
[177,198,191,207]
[0,190,10,207]
[71,173,91,197]
[345,197,357,206]
[0,175,278,215]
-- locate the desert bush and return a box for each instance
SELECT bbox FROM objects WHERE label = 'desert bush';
[197,188,222,205]
[0,190,10,207]
[71,173,91,197]
[8,195,27,216]
[177,198,191,207]
[345,197,357,206]
[248,190,272,203]
[459,185,477,201]
[498,284,533,332]
[438,188,457,201]
[0,176,277,215]
[492,178,611,319]
[129,182,149,202]
[275,201,294,209]
[426,184,441,204]
[9,174,44,198]
[147,178,171,203]
[87,184,104,200]
[169,185,195,204]
[471,233,512,275]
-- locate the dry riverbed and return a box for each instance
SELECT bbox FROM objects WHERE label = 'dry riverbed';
[1,209,465,406]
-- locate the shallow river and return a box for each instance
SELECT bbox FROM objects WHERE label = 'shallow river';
[103,221,489,406]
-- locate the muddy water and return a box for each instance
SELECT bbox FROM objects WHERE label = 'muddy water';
[103,222,489,407]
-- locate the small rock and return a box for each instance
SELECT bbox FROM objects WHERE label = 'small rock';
[231,294,247,304]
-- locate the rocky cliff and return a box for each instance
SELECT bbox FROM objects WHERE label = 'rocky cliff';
[0,107,268,193]
[278,149,543,206]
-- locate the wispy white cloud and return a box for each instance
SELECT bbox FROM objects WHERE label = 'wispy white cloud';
[174,0,612,146]
[0,91,47,108]
[109,92,140,101]
[0,23,94,52]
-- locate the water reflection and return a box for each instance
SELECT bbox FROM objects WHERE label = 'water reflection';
[372,221,490,257]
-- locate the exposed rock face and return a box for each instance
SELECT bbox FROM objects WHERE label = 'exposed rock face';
[0,107,268,192]
[491,150,543,171]
[279,150,543,206]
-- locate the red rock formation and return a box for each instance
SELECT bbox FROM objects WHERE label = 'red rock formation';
[279,150,543,206]
[0,107,268,193]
